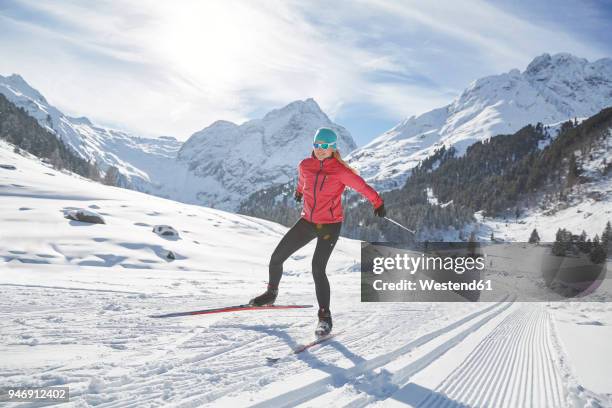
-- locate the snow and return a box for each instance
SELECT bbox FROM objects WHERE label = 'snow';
[348,53,612,191]
[425,187,438,206]
[1,138,612,406]
[552,303,612,395]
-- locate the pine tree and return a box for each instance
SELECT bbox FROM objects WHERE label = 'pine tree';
[529,228,540,244]
[467,231,478,258]
[590,234,606,264]
[48,147,63,169]
[566,154,580,187]
[577,230,589,253]
[602,221,611,255]
[552,228,566,256]
[514,206,520,221]
[103,166,120,186]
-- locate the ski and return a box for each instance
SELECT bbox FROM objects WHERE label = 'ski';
[149,304,312,318]
[266,331,342,363]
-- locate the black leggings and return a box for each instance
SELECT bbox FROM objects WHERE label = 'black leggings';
[268,218,342,310]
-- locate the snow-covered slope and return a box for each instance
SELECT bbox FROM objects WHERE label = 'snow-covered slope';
[348,53,612,190]
[176,98,356,209]
[1,139,611,407]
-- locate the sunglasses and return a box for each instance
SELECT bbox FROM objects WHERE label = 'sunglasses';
[313,142,336,149]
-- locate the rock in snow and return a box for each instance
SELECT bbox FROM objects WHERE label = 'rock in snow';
[64,209,106,224]
[152,225,179,238]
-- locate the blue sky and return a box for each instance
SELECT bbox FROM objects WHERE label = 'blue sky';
[0,0,610,145]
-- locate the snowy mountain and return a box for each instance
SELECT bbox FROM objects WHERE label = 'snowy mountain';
[176,98,356,209]
[0,74,182,190]
[348,53,612,190]
[0,74,354,210]
[1,137,611,407]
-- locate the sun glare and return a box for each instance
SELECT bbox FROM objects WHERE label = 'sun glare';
[154,2,257,90]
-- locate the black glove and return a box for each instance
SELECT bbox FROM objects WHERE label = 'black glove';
[294,191,303,203]
[374,203,386,217]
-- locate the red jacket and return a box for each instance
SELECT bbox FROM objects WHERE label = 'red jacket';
[296,154,383,224]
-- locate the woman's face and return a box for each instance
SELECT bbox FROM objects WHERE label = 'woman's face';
[313,141,335,160]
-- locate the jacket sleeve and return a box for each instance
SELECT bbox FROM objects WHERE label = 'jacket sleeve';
[338,166,383,208]
[296,162,304,195]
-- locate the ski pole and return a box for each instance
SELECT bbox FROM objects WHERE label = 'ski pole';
[384,216,416,234]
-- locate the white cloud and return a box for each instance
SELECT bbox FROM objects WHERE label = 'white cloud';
[0,0,607,140]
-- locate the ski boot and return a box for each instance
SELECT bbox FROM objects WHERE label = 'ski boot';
[249,285,278,306]
[315,308,332,337]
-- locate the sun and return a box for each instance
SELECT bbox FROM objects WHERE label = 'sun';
[153,2,258,90]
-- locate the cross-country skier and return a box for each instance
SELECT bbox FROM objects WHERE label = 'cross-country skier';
[249,127,386,336]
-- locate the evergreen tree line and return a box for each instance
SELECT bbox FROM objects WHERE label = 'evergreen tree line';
[528,221,611,264]
[0,93,101,181]
[238,175,475,241]
[238,178,302,226]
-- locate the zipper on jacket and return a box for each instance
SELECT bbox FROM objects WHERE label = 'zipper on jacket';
[310,161,324,222]
[319,175,327,191]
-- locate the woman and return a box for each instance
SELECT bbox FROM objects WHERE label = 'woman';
[249,127,386,336]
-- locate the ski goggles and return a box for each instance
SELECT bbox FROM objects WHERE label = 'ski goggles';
[313,142,336,149]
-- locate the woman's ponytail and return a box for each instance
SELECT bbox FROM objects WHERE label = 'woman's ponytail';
[332,149,359,175]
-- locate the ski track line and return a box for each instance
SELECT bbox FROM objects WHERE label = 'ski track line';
[166,314,380,405]
[89,327,293,408]
[229,299,511,408]
[415,303,564,408]
[42,328,208,406]
[318,307,467,365]
[69,308,323,406]
[210,310,376,360]
[332,301,515,408]
[0,282,145,295]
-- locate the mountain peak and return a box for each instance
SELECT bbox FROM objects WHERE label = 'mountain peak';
[263,98,324,121]
[7,73,27,83]
[524,52,588,78]
[68,116,93,126]
[284,97,321,111]
[0,73,48,105]
[209,119,238,128]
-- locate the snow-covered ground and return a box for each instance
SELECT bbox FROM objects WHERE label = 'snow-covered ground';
[1,140,611,407]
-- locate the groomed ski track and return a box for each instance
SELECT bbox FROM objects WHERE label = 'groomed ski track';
[214,300,574,408]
